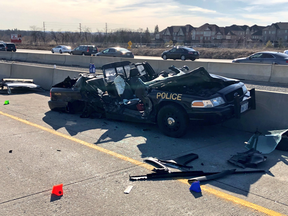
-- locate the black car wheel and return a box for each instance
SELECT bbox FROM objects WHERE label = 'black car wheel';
[162,54,167,60]
[191,58,195,61]
[51,50,54,53]
[59,50,62,54]
[157,104,188,138]
[181,55,186,61]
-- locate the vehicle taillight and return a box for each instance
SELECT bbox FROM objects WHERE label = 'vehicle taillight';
[87,48,89,52]
[50,90,52,98]
[286,60,288,63]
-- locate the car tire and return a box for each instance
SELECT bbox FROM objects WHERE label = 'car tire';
[66,102,75,114]
[181,55,186,61]
[157,104,188,138]
[51,50,54,53]
[59,50,62,54]
[191,58,195,61]
[162,54,167,60]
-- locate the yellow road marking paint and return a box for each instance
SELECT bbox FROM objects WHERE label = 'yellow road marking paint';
[0,110,285,216]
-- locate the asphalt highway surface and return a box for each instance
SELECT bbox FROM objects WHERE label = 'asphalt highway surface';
[1,91,287,215]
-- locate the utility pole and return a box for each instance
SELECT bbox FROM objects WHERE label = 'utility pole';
[104,23,108,45]
[43,22,46,43]
[79,23,82,38]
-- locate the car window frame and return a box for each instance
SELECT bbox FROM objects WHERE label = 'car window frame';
[261,53,275,59]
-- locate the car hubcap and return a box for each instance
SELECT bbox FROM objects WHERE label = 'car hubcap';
[167,117,175,126]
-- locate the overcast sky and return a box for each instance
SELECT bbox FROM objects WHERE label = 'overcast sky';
[1,0,288,32]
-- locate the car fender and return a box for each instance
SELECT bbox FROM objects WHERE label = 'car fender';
[155,99,187,116]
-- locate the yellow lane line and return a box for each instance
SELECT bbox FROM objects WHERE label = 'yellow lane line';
[0,110,285,216]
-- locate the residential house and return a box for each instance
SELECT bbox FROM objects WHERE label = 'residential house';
[262,22,288,42]
[158,22,288,46]
[191,23,220,43]
[225,24,246,40]
[240,25,264,44]
[160,25,194,43]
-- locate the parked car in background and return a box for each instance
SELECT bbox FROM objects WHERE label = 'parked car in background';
[70,45,98,56]
[0,43,7,51]
[232,51,288,65]
[161,46,200,61]
[95,47,134,58]
[51,45,71,54]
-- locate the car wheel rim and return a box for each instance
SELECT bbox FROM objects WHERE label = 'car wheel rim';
[167,117,175,126]
[163,112,180,131]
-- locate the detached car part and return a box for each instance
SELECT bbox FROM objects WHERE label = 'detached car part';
[144,153,198,170]
[0,78,42,94]
[228,149,267,168]
[129,169,265,181]
[245,129,288,154]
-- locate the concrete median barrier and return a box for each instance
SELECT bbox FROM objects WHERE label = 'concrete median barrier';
[45,54,66,65]
[91,56,122,68]
[10,52,28,62]
[223,89,288,132]
[10,64,54,90]
[153,59,209,73]
[3,52,287,84]
[0,62,12,79]
[27,53,47,63]
[207,62,272,81]
[269,64,288,83]
[0,52,12,60]
[64,55,91,67]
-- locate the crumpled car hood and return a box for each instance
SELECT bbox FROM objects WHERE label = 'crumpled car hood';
[145,67,239,88]
[145,67,239,97]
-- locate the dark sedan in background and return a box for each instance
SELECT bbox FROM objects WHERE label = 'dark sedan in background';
[95,47,134,58]
[232,51,288,65]
[70,45,98,56]
[161,46,200,61]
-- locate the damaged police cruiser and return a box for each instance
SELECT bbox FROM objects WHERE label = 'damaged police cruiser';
[48,61,256,138]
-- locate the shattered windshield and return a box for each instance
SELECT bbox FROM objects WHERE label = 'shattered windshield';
[104,68,117,82]
[124,65,130,78]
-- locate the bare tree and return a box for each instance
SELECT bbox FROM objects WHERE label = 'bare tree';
[50,30,59,44]
[30,26,42,44]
